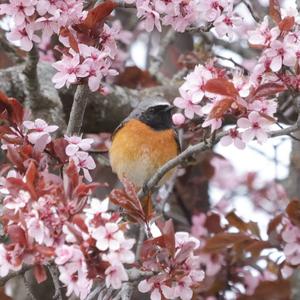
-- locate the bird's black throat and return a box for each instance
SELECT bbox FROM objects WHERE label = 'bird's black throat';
[139,105,173,130]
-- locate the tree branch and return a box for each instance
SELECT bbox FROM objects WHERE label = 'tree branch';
[0,265,31,287]
[48,265,63,300]
[138,123,300,200]
[149,28,176,80]
[23,44,41,110]
[66,84,91,135]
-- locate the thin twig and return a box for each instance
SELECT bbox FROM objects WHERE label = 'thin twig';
[135,225,145,260]
[138,123,300,200]
[240,0,260,23]
[215,54,249,75]
[66,84,91,135]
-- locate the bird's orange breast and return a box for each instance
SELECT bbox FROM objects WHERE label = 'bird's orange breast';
[109,119,179,188]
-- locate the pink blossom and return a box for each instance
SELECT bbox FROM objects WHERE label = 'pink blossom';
[198,252,224,276]
[247,17,280,46]
[64,135,94,156]
[137,2,162,32]
[175,232,200,249]
[23,118,58,144]
[105,263,128,289]
[0,245,22,277]
[174,90,202,119]
[99,23,120,58]
[220,128,246,149]
[52,54,89,89]
[191,213,207,238]
[84,197,109,221]
[59,265,92,299]
[26,216,53,246]
[265,40,297,72]
[92,223,123,251]
[210,156,238,190]
[4,190,30,213]
[6,24,40,51]
[83,58,118,92]
[173,276,193,300]
[138,279,174,300]
[237,111,272,143]
[55,245,75,265]
[71,151,96,182]
[172,113,185,125]
[162,0,197,32]
[199,0,229,22]
[249,99,277,117]
[242,271,260,295]
[35,16,60,40]
[105,238,135,264]
[282,223,300,265]
[202,117,222,132]
[2,0,36,26]
[213,9,242,40]
[180,64,213,103]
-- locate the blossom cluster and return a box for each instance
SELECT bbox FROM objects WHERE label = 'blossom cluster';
[126,0,242,38]
[0,0,132,92]
[0,95,137,299]
[138,230,205,300]
[172,60,278,148]
[281,217,300,266]
[172,9,300,148]
[0,0,84,51]
[52,20,132,92]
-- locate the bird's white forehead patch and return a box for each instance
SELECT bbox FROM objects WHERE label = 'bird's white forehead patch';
[147,101,171,108]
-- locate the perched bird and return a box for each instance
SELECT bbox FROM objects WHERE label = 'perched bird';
[109,98,180,189]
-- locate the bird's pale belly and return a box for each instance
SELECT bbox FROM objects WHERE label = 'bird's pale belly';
[109,119,178,188]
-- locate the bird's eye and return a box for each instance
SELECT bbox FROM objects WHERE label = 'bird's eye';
[148,107,156,113]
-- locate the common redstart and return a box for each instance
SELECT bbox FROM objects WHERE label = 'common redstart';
[109,98,180,189]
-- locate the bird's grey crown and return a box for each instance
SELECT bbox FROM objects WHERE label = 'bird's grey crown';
[128,97,171,119]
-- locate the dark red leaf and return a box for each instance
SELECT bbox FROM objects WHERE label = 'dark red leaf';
[204,78,238,97]
[141,236,165,260]
[201,232,250,253]
[0,91,24,125]
[65,160,80,192]
[33,134,49,155]
[71,214,89,233]
[7,225,27,246]
[25,161,37,186]
[175,241,196,264]
[52,138,68,163]
[116,66,158,89]
[279,16,295,32]
[238,279,290,300]
[205,213,223,234]
[81,1,117,30]
[59,27,79,52]
[162,220,175,255]
[209,98,234,119]
[6,145,25,170]
[286,200,300,227]
[252,83,285,98]
[35,245,55,256]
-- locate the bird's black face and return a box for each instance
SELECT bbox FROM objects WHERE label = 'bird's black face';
[139,104,174,130]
